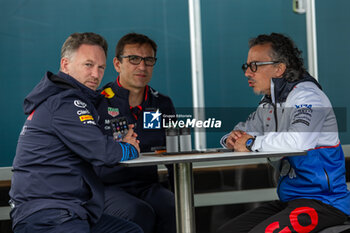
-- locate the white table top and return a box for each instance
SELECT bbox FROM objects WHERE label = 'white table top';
[119,149,306,167]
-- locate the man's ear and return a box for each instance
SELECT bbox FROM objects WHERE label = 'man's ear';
[60,57,70,73]
[276,62,287,77]
[113,57,122,73]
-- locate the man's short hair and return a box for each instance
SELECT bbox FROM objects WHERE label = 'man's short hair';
[249,33,306,82]
[61,32,108,59]
[115,33,157,59]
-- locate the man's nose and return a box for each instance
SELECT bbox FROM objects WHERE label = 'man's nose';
[91,66,99,78]
[245,68,253,77]
[137,60,146,70]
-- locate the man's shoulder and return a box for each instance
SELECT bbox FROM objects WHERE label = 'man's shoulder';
[47,89,93,110]
[100,81,115,90]
[294,80,320,90]
[59,88,91,100]
[290,81,325,98]
[287,81,331,106]
[148,86,173,103]
[146,86,175,114]
[99,81,124,100]
[99,81,114,92]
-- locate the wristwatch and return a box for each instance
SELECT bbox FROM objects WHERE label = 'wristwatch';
[245,137,255,152]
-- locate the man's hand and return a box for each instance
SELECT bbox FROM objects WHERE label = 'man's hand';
[233,133,254,152]
[225,130,246,149]
[122,124,140,154]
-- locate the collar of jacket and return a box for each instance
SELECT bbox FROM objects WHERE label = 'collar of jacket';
[113,76,149,104]
[261,72,322,104]
[56,71,102,106]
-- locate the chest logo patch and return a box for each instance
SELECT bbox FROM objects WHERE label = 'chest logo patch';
[108,107,120,117]
[79,115,94,122]
[101,87,115,99]
[74,100,87,108]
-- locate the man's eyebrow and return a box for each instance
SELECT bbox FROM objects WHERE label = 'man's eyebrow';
[84,59,106,67]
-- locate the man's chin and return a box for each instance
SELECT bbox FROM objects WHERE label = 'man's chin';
[135,81,150,88]
[253,88,263,95]
[86,84,98,91]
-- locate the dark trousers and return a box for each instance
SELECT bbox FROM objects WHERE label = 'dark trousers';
[13,208,143,233]
[216,199,348,233]
[104,183,176,233]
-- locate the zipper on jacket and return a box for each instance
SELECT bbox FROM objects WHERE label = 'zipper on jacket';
[273,102,281,196]
[273,103,278,132]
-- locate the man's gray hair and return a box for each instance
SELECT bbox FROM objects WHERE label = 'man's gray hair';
[61,32,108,59]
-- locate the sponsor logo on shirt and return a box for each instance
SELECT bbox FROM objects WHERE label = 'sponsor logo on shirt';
[79,114,96,125]
[74,100,87,108]
[79,115,94,122]
[293,104,313,126]
[77,109,90,115]
[101,87,115,99]
[20,125,27,136]
[108,107,120,117]
[295,104,312,109]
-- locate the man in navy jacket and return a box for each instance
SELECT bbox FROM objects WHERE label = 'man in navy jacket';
[9,32,142,233]
[96,33,176,233]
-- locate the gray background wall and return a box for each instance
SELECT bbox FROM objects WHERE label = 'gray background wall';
[1,0,349,166]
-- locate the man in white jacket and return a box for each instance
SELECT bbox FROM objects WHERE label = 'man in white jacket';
[218,33,349,233]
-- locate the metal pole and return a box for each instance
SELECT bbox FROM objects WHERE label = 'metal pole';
[305,0,318,80]
[174,163,195,233]
[188,0,207,150]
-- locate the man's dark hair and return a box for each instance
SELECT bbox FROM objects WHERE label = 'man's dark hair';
[61,32,108,59]
[115,33,157,59]
[249,33,306,82]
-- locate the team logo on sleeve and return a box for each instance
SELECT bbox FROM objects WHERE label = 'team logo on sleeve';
[143,110,161,129]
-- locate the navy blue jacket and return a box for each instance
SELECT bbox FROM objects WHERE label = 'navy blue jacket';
[9,72,138,227]
[95,78,175,185]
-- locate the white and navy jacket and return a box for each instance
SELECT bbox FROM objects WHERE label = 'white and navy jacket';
[221,73,350,215]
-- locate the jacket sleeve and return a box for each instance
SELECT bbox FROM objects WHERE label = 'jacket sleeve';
[50,97,138,166]
[233,107,266,135]
[220,105,266,148]
[252,86,334,152]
